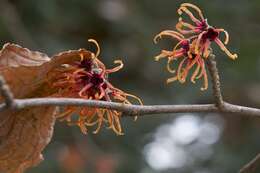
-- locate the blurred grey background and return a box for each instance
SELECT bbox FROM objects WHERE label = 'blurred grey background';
[1,0,260,173]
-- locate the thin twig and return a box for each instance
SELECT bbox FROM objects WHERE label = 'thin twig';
[206,55,260,173]
[0,98,260,117]
[0,76,15,108]
[206,55,224,109]
[0,98,217,115]
[239,153,260,173]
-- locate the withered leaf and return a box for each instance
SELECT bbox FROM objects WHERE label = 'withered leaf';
[0,106,57,173]
[0,43,50,68]
[0,43,93,173]
[0,43,51,98]
[0,43,91,98]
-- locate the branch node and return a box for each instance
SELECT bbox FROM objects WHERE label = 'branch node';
[0,75,16,108]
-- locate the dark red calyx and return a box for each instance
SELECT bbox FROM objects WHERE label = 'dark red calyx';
[79,58,93,71]
[90,73,104,87]
[198,20,208,31]
[191,53,197,59]
[79,75,90,85]
[202,28,219,41]
[181,40,190,52]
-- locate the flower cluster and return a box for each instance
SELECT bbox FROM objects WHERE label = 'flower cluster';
[48,39,142,135]
[154,3,237,90]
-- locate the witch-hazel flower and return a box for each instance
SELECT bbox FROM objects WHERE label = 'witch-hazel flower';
[48,39,142,135]
[176,3,238,60]
[154,31,209,90]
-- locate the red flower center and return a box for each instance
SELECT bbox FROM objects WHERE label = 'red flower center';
[202,28,219,41]
[90,73,104,87]
[79,75,90,86]
[181,40,190,52]
[198,20,208,31]
[191,53,197,59]
[79,58,93,71]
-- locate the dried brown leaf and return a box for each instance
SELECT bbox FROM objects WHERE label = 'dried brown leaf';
[0,106,57,173]
[0,43,51,98]
[49,48,92,68]
[0,43,91,98]
[0,43,93,173]
[0,43,50,68]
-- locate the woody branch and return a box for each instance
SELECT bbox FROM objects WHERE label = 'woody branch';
[0,55,260,117]
[206,55,260,173]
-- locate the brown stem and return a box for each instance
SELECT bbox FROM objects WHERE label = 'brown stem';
[206,54,224,109]
[239,153,260,173]
[0,75,15,108]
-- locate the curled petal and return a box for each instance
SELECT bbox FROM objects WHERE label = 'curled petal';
[106,60,124,73]
[57,107,77,121]
[216,29,230,45]
[191,62,201,83]
[154,30,185,43]
[178,6,201,24]
[107,110,124,135]
[176,18,198,35]
[78,83,93,97]
[195,31,207,54]
[176,22,197,35]
[172,40,183,52]
[73,68,90,77]
[98,87,106,99]
[196,58,208,91]
[187,55,200,71]
[175,22,199,35]
[177,57,187,83]
[167,76,178,84]
[126,93,143,121]
[125,93,143,105]
[202,40,211,58]
[92,110,105,134]
[154,50,174,61]
[180,3,205,21]
[95,57,106,71]
[113,113,124,135]
[88,39,100,58]
[200,64,208,91]
[178,18,196,29]
[215,38,238,60]
[167,58,176,73]
[113,94,131,104]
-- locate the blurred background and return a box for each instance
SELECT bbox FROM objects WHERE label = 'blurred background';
[1,0,260,172]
